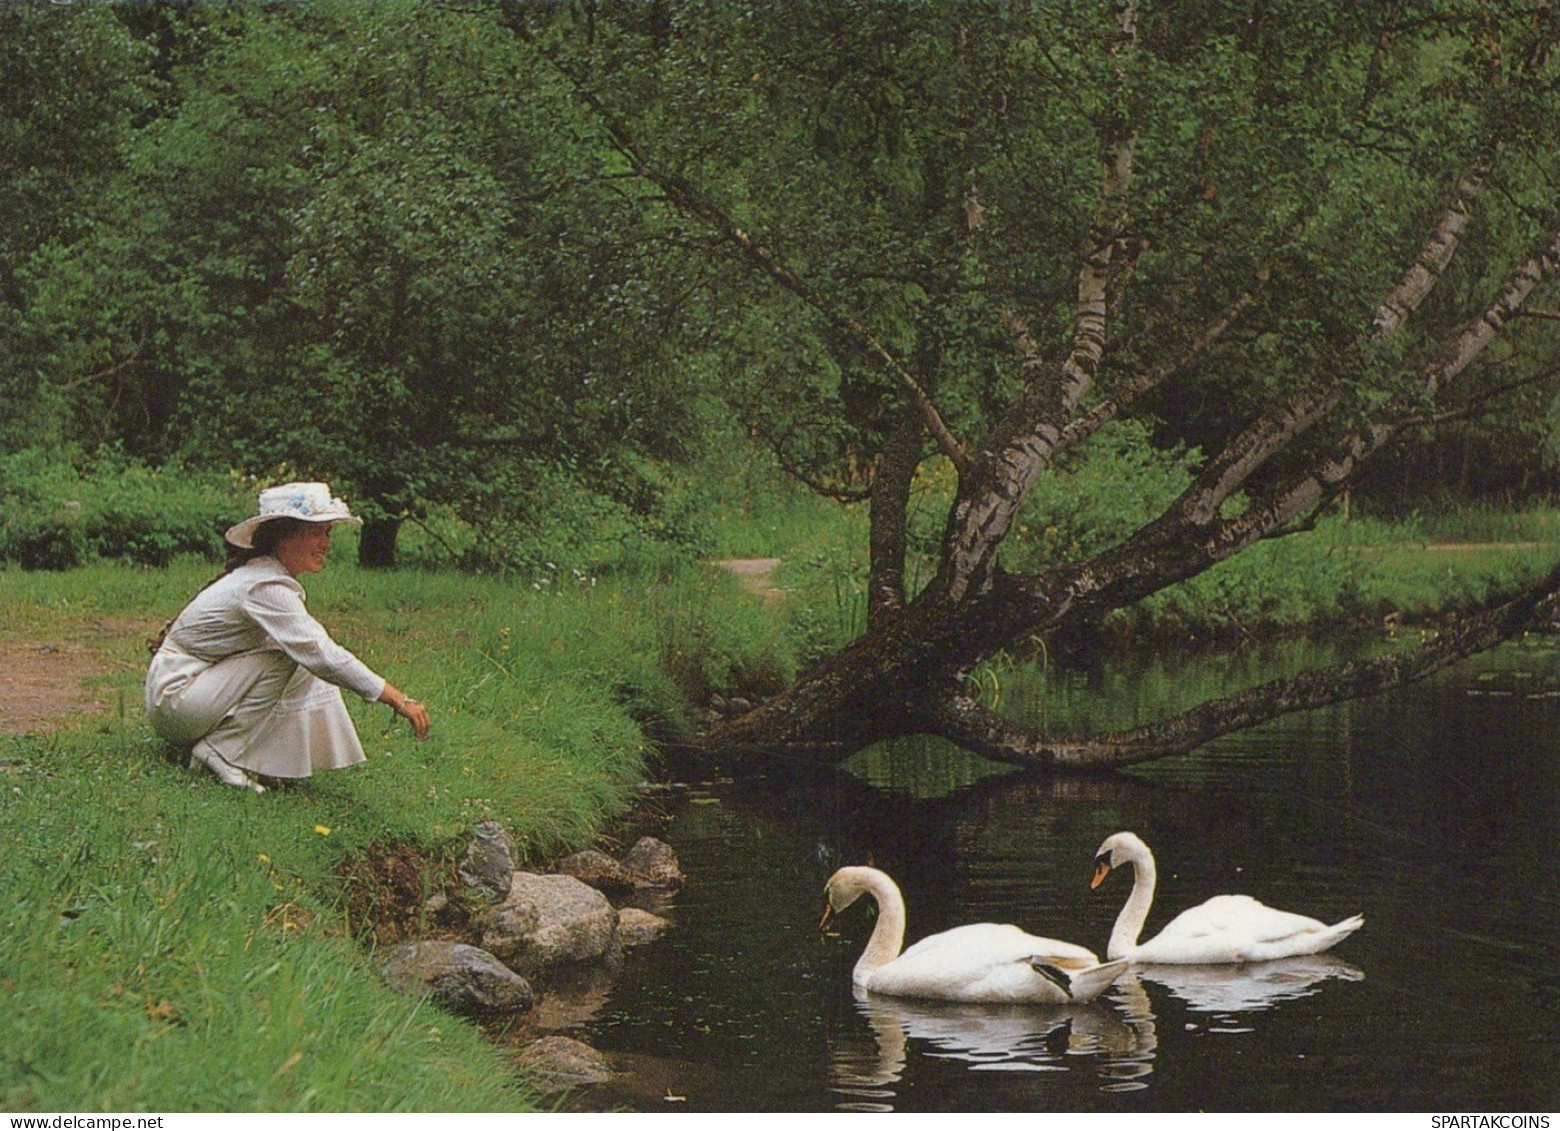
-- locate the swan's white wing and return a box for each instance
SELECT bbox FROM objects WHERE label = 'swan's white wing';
[1036,956,1130,1003]
[898,922,1099,966]
[868,923,1110,1003]
[1138,895,1363,964]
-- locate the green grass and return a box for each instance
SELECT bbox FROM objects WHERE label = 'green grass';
[692,478,863,563]
[0,552,793,1112]
[1081,506,1559,646]
[1374,500,1560,544]
[1,736,530,1111]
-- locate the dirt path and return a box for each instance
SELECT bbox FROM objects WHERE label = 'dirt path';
[708,557,787,604]
[0,620,154,735]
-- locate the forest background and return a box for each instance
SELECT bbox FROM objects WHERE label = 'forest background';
[2,0,1559,1111]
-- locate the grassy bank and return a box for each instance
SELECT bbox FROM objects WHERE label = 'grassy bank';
[0,553,789,1112]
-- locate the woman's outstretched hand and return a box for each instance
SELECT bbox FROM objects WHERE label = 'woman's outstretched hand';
[380,683,431,739]
[400,697,431,739]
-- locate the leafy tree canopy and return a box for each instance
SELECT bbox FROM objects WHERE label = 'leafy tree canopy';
[14,0,717,565]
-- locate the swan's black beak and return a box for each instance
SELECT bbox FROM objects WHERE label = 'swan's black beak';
[1091,858,1112,890]
[819,901,836,932]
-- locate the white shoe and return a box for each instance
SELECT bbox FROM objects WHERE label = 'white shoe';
[189,744,266,793]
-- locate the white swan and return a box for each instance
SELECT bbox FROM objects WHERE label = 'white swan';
[1091,831,1364,965]
[822,865,1127,1004]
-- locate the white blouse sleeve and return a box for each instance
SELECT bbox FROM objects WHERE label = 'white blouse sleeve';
[243,576,387,703]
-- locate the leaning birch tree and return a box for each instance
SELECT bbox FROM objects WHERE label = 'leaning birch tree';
[502,0,1560,770]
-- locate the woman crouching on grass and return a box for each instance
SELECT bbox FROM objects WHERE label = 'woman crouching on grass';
[145,482,430,793]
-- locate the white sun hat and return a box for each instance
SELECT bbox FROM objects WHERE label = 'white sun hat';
[224,482,363,549]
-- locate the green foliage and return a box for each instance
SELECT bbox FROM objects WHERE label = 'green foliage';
[887,420,1200,585]
[0,451,248,570]
[14,0,718,563]
[0,5,159,450]
[772,518,871,666]
[436,455,702,581]
[1009,421,1200,573]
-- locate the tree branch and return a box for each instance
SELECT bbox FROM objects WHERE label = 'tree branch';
[1399,361,1560,429]
[1370,1,1559,342]
[1223,220,1560,544]
[1369,152,1496,341]
[1109,136,1554,564]
[771,448,872,504]
[500,5,970,475]
[936,557,1560,771]
[1136,9,1556,533]
[1057,270,1270,453]
[990,218,1560,654]
[64,339,147,391]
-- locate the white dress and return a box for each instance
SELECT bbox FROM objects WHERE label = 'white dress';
[144,557,386,778]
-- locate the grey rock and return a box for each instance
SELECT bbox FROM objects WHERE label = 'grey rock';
[622,837,685,890]
[380,940,533,1015]
[458,820,516,903]
[616,906,671,947]
[556,849,635,895]
[515,1036,611,1090]
[481,872,620,976]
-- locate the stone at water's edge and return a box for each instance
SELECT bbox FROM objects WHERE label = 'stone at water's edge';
[514,1036,612,1091]
[558,836,685,892]
[480,872,621,976]
[556,848,636,895]
[382,840,683,1092]
[616,906,671,947]
[621,836,685,889]
[380,940,534,1015]
[458,819,517,903]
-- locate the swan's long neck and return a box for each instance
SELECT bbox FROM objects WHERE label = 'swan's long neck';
[1109,846,1157,960]
[854,875,907,984]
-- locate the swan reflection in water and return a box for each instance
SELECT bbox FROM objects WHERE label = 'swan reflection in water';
[828,956,1363,1109]
[829,985,1157,1109]
[1135,953,1364,1014]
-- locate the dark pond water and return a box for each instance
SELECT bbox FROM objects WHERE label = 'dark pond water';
[566,638,1560,1112]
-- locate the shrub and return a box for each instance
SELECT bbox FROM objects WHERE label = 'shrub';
[434,456,701,581]
[0,450,247,569]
